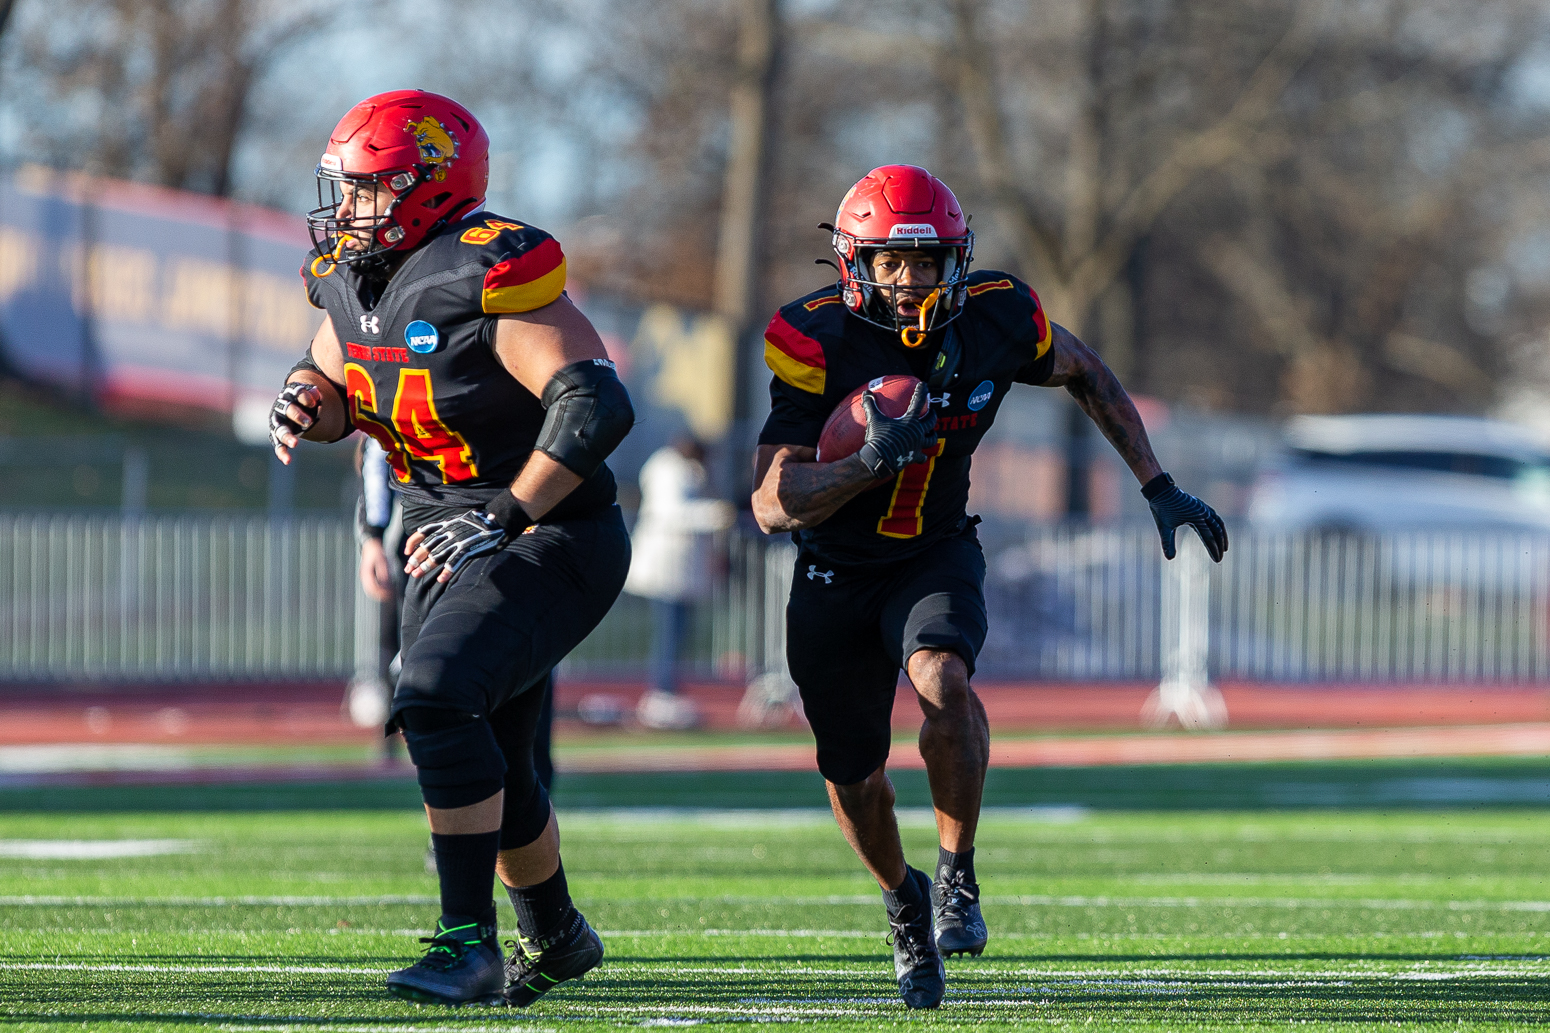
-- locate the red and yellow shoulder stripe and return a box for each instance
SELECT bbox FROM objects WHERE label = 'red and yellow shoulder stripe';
[968,276,1053,359]
[763,312,826,394]
[966,278,1013,297]
[1027,285,1052,359]
[482,236,566,314]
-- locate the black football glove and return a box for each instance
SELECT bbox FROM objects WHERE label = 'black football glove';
[1142,473,1228,562]
[268,382,321,450]
[855,382,938,480]
[413,510,508,577]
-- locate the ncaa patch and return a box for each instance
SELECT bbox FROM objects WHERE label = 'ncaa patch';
[405,320,439,354]
[967,379,994,411]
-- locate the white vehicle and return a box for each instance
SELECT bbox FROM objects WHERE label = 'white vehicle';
[1247,414,1550,533]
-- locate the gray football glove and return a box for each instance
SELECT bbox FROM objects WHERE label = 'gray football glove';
[268,382,320,450]
[414,510,507,577]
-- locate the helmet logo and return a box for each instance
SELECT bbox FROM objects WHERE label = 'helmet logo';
[319,153,343,171]
[407,115,458,181]
[888,223,937,239]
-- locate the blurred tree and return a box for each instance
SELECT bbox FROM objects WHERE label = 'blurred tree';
[5,0,1550,421]
[4,0,327,195]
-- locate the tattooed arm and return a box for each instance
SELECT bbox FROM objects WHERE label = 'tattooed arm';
[751,444,878,533]
[1041,323,1164,485]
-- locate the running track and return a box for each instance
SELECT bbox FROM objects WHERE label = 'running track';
[0,681,1547,774]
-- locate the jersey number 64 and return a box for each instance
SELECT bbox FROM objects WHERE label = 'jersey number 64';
[343,363,478,484]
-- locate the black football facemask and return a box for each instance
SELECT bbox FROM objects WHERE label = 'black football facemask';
[306,168,421,272]
[856,248,972,349]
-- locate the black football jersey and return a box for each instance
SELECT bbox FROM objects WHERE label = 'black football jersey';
[757,270,1056,566]
[302,211,616,517]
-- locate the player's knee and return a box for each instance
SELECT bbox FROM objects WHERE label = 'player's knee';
[817,740,889,788]
[500,778,552,850]
[909,649,973,713]
[827,766,893,811]
[397,706,507,809]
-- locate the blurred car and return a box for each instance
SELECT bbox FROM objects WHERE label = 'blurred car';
[1247,414,1550,533]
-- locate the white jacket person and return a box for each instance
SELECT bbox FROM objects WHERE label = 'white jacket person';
[625,442,735,603]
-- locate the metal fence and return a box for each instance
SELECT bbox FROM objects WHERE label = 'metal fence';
[4,513,1550,685]
[0,514,356,681]
[981,526,1550,683]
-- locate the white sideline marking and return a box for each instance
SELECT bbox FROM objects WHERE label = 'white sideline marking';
[983,892,1550,912]
[0,839,198,859]
[559,805,1089,828]
[15,961,387,975]
[0,744,195,772]
[606,891,1550,912]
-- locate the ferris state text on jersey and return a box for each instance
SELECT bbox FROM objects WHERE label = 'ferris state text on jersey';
[301,212,615,515]
[757,270,1056,568]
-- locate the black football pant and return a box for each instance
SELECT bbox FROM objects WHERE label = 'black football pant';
[785,526,988,787]
[391,505,630,847]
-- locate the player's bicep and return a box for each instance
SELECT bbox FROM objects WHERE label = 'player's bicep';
[492,296,611,396]
[308,314,347,385]
[1028,323,1094,388]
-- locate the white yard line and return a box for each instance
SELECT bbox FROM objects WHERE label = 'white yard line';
[9,890,1550,911]
[0,839,200,859]
[13,961,389,975]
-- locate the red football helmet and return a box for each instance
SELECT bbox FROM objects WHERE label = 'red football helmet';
[306,90,490,269]
[831,165,974,347]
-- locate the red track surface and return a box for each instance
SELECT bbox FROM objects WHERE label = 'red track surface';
[1,680,1547,745]
[1,681,1548,777]
[560,723,1550,773]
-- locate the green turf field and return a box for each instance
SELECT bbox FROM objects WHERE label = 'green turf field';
[4,765,1550,1030]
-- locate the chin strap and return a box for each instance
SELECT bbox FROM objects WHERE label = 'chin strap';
[928,323,962,393]
[899,288,943,349]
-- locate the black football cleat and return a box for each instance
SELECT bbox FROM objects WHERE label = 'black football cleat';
[386,910,504,1006]
[503,908,605,1007]
[932,863,987,958]
[886,868,946,1009]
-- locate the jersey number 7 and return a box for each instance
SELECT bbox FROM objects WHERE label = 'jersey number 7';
[344,364,479,483]
[876,441,944,539]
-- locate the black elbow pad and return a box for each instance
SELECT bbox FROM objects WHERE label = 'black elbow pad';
[536,358,635,477]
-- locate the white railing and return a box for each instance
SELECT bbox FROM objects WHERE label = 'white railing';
[981,526,1550,684]
[0,514,356,680]
[3,514,1549,686]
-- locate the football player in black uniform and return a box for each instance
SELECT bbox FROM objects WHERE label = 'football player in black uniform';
[752,165,1227,1009]
[268,91,634,1008]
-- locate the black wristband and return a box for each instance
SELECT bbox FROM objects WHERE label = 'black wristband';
[485,490,533,534]
[1140,472,1175,500]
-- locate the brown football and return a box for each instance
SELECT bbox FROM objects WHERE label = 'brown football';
[816,374,926,482]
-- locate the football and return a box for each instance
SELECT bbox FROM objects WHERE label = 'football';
[815,374,927,475]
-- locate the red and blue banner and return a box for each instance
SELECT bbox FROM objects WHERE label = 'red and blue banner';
[0,166,321,435]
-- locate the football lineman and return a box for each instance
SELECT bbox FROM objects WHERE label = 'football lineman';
[751,165,1226,1008]
[270,91,633,1007]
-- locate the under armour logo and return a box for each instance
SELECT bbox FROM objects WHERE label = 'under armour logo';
[929,392,950,407]
[806,565,833,584]
[359,314,380,335]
